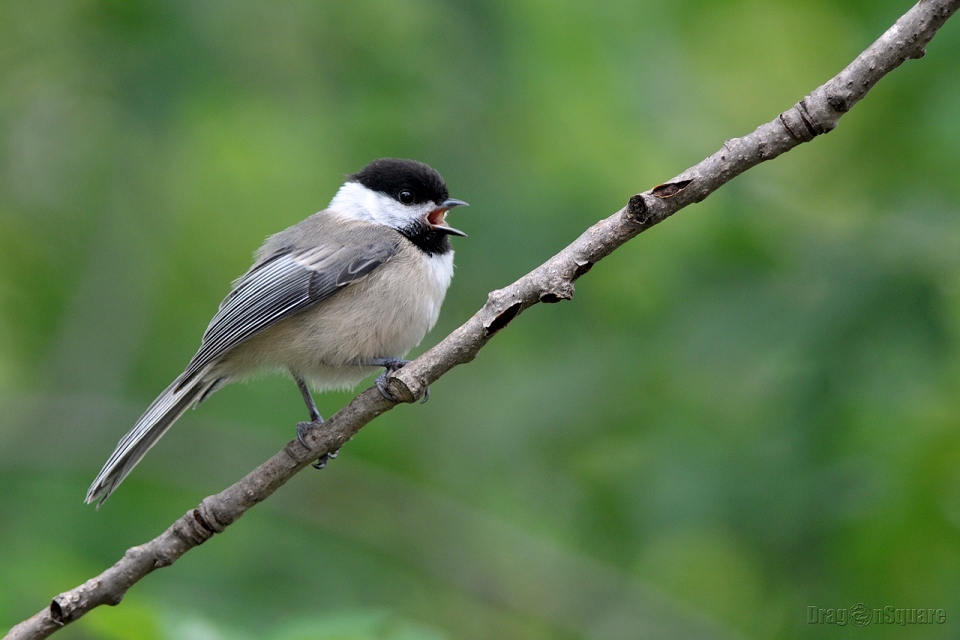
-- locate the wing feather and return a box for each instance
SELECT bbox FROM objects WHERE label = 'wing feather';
[176,237,399,389]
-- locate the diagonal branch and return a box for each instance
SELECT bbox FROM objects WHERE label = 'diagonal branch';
[6,1,958,638]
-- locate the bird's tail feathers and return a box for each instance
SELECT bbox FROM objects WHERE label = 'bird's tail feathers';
[85,374,214,508]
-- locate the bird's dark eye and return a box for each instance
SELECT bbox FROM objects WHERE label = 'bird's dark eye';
[398,190,414,205]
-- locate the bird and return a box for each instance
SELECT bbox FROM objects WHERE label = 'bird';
[86,158,467,507]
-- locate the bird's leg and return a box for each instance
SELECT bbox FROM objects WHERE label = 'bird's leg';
[293,374,335,469]
[362,357,429,404]
[295,374,322,424]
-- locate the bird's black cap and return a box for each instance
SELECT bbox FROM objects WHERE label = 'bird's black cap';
[349,158,450,206]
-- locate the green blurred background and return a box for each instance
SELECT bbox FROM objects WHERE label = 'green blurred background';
[2,1,960,638]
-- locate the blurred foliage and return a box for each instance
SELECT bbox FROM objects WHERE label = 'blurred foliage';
[1,1,960,639]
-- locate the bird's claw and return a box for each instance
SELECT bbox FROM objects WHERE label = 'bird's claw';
[375,371,399,402]
[368,357,429,403]
[296,419,323,449]
[297,419,337,469]
[312,449,338,470]
[372,357,408,402]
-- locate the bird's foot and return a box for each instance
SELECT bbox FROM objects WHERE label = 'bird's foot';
[366,357,406,402]
[312,449,338,470]
[296,418,323,449]
[375,372,400,402]
[369,357,430,403]
[297,419,338,469]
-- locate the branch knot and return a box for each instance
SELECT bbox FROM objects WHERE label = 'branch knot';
[484,301,522,336]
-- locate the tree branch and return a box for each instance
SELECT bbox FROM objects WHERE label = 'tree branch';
[7,1,958,638]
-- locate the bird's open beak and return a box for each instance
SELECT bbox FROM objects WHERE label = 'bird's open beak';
[427,198,468,237]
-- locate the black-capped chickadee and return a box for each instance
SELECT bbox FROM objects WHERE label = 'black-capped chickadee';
[86,158,467,506]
